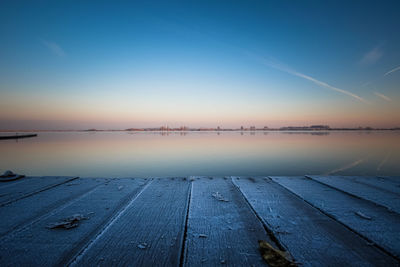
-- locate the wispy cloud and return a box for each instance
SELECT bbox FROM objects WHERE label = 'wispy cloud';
[249,54,368,104]
[374,92,391,102]
[361,81,371,87]
[384,65,400,76]
[360,45,383,65]
[41,39,66,57]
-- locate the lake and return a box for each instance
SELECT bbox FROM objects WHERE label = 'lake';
[0,131,399,177]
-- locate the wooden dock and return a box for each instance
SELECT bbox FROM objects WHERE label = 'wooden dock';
[0,134,37,140]
[0,176,399,266]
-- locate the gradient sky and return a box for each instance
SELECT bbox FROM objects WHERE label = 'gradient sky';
[1,0,400,129]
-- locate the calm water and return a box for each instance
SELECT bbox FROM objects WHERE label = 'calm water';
[0,131,399,177]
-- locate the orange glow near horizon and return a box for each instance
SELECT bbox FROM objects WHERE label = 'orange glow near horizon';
[1,90,399,129]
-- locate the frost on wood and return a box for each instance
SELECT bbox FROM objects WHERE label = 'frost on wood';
[137,243,148,249]
[46,214,88,229]
[355,211,372,220]
[212,192,229,202]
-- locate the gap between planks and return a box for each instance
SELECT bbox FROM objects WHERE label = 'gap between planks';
[271,176,400,262]
[0,176,79,207]
[68,179,154,266]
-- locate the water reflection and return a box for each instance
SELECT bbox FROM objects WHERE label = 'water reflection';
[377,152,392,171]
[0,131,399,177]
[324,158,366,175]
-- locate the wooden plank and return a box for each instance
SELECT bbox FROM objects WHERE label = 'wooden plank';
[0,178,27,188]
[378,176,400,187]
[0,178,103,238]
[0,134,37,140]
[0,176,77,206]
[72,178,190,267]
[271,176,400,259]
[308,175,400,214]
[330,176,400,195]
[234,177,399,266]
[183,177,275,266]
[0,178,148,266]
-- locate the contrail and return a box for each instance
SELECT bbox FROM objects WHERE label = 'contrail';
[250,54,369,104]
[289,70,369,104]
[324,158,365,175]
[40,38,66,57]
[374,92,392,102]
[384,66,400,76]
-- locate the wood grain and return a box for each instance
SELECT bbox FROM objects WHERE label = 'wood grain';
[272,176,400,259]
[235,176,398,266]
[72,178,190,267]
[308,175,400,214]
[184,177,275,266]
[0,178,103,238]
[0,176,77,206]
[0,178,148,266]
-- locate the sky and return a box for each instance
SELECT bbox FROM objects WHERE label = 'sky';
[1,0,400,130]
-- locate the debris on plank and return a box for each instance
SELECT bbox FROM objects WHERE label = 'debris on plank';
[366,241,375,246]
[212,192,229,202]
[248,177,256,183]
[46,214,88,229]
[65,178,81,186]
[355,211,372,220]
[66,183,80,186]
[137,242,148,249]
[118,185,124,191]
[0,170,25,182]
[276,230,291,235]
[1,170,16,177]
[198,234,208,238]
[258,240,297,267]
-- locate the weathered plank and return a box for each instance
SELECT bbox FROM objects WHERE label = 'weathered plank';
[329,176,400,195]
[0,178,148,266]
[0,176,77,206]
[308,175,400,214]
[234,177,399,266]
[0,134,37,140]
[72,178,190,267]
[0,178,103,238]
[378,176,400,187]
[0,178,26,188]
[271,176,400,260]
[184,177,275,266]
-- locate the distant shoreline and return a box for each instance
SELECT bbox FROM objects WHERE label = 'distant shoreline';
[0,128,399,133]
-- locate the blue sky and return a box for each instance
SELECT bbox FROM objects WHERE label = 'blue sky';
[1,0,400,129]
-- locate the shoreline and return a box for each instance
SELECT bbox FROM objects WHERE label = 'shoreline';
[1,128,400,133]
